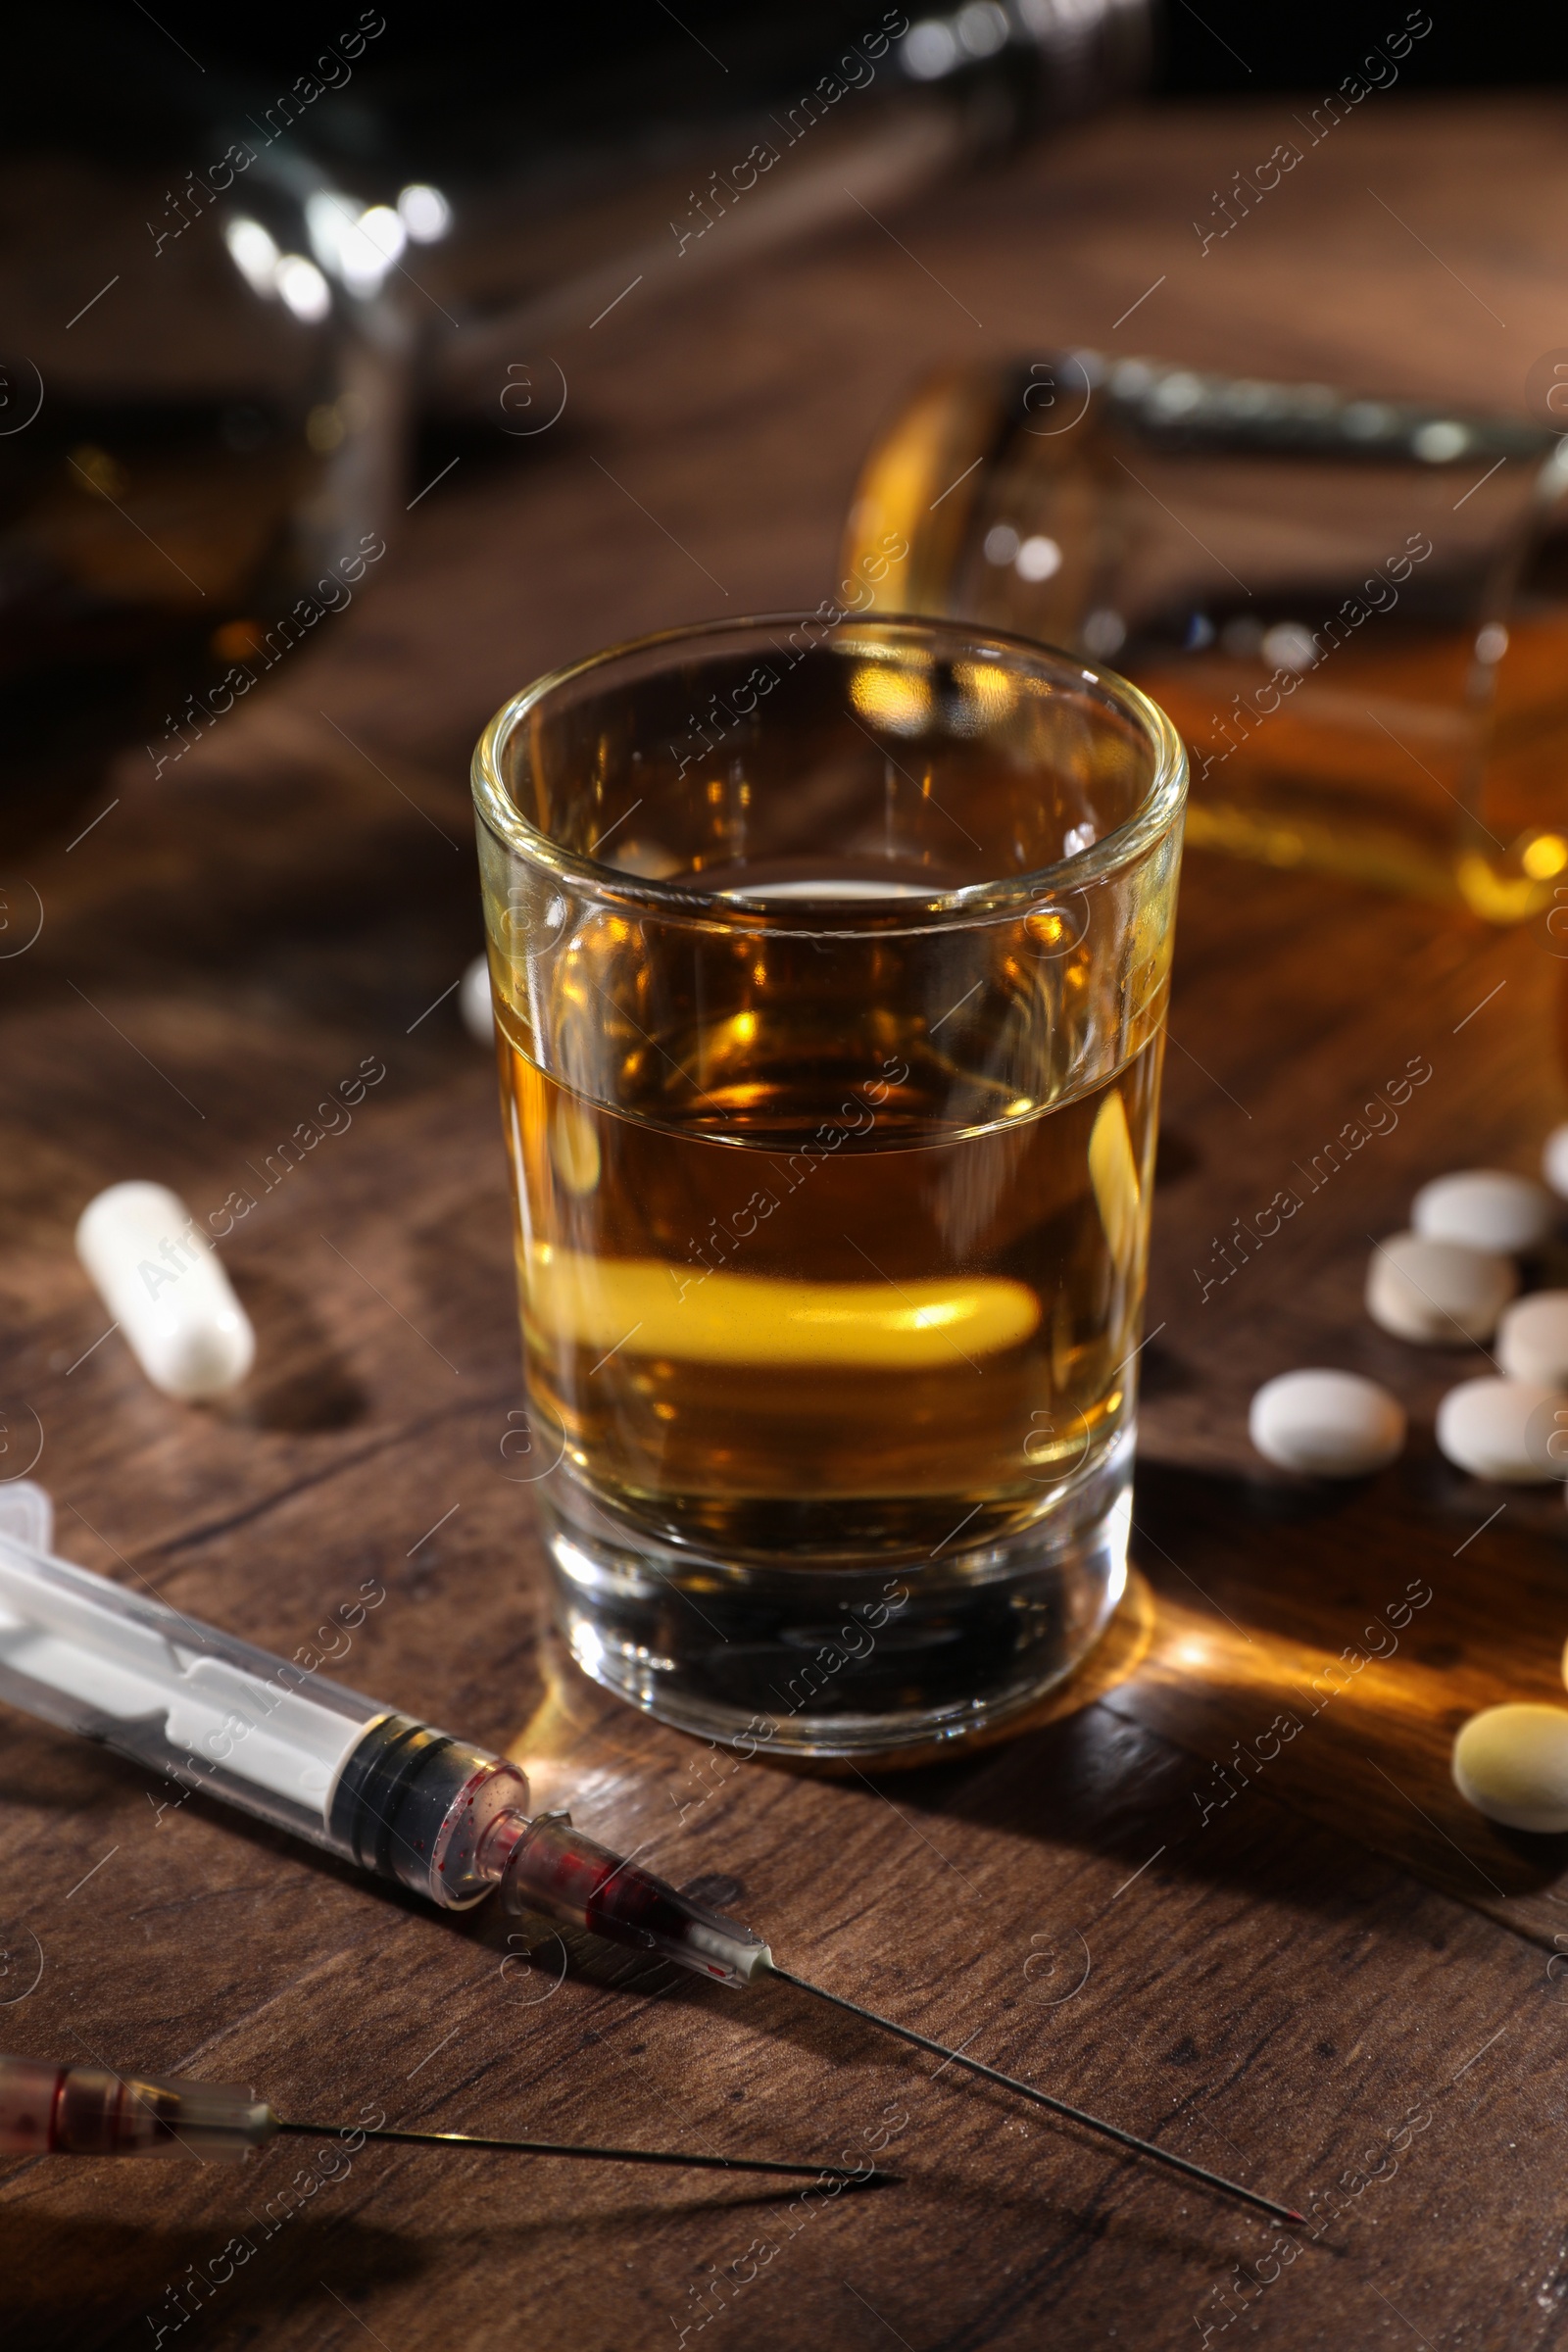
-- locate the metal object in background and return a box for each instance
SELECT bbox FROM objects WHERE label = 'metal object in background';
[840,353,1568,917]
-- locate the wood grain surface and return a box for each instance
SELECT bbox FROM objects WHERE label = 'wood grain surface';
[5,93,1568,2352]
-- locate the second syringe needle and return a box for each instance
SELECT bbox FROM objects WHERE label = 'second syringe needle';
[277,2114,887,2182]
[0,2052,890,2183]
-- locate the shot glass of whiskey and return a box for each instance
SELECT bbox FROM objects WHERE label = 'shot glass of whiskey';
[471,614,1186,1756]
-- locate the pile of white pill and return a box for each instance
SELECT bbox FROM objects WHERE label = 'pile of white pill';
[1250,1130,1568,1484]
[1243,1125,1568,1835]
[1377,1156,1567,1485]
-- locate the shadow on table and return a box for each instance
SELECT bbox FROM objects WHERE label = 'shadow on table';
[890,1452,1568,1922]
[217,1268,368,1435]
[0,2205,421,2352]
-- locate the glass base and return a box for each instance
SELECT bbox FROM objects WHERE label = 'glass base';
[537,1426,1134,1759]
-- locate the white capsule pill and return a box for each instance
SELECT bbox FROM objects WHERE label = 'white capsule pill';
[1411,1168,1554,1254]
[1497,1292,1568,1387]
[1248,1369,1406,1477]
[461,954,494,1044]
[1544,1124,1568,1200]
[1435,1376,1567,1482]
[1365,1231,1517,1345]
[75,1182,255,1401]
[1453,1704,1568,1833]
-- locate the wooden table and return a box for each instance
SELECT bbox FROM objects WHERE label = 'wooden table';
[6,94,1568,2352]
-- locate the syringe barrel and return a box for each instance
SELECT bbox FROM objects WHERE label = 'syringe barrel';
[0,1530,528,1910]
[0,2054,273,2160]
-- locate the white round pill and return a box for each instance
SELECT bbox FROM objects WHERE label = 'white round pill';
[75,1182,255,1401]
[1544,1124,1568,1200]
[1435,1376,1567,1482]
[1365,1231,1516,1345]
[461,955,494,1044]
[1453,1704,1568,1832]
[1498,1292,1568,1387]
[1248,1369,1406,1477]
[1411,1169,1554,1254]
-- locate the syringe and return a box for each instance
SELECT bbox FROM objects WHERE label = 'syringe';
[0,1490,1300,2226]
[0,2051,884,2181]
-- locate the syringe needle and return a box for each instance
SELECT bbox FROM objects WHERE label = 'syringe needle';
[758,1960,1304,2228]
[483,1822,1303,2223]
[277,2117,895,2184]
[0,2051,894,2185]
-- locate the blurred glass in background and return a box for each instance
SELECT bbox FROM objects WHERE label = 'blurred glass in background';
[0,0,1150,842]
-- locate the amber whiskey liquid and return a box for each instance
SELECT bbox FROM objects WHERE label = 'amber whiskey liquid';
[502,1018,1157,1555]
[496,928,1161,1747]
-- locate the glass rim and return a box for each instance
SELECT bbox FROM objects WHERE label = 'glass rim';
[470,612,1188,935]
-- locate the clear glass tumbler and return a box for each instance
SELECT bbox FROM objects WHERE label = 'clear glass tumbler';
[471,614,1186,1757]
